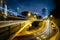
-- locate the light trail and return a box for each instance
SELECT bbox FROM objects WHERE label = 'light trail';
[33,19,58,40]
[9,21,32,40]
[0,19,37,28]
[0,6,28,18]
[0,6,17,16]
[0,20,30,28]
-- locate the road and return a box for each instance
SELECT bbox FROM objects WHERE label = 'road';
[0,19,59,40]
[0,20,34,40]
[33,19,59,40]
[10,19,59,40]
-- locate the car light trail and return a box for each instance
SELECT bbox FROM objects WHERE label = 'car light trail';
[0,20,30,28]
[33,19,58,40]
[10,21,32,40]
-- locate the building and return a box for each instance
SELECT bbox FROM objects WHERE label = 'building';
[42,8,47,17]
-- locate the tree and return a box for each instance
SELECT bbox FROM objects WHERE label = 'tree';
[21,11,29,16]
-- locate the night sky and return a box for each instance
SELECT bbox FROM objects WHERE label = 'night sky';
[6,0,55,16]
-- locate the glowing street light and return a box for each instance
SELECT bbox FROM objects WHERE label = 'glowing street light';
[28,12,31,16]
[50,15,53,17]
[34,15,36,18]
